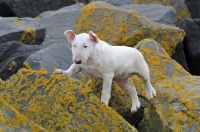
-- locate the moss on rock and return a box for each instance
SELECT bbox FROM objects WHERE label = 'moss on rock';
[0,68,137,131]
[74,1,185,56]
[138,76,200,132]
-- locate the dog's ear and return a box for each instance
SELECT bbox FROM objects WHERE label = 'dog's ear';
[64,30,75,42]
[89,31,99,44]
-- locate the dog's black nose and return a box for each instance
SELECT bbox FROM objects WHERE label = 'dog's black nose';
[75,60,81,64]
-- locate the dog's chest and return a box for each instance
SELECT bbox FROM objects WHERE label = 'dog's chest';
[81,64,103,79]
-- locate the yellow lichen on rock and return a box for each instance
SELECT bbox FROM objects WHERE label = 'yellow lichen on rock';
[138,76,200,132]
[13,18,36,44]
[0,68,137,131]
[74,1,185,56]
[0,98,47,131]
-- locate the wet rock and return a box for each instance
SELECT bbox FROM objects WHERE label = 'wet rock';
[36,4,83,47]
[0,17,46,45]
[119,4,177,25]
[74,1,185,56]
[0,41,43,80]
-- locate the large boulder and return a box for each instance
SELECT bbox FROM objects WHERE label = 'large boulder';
[0,17,46,45]
[0,0,87,18]
[119,4,177,25]
[0,41,43,80]
[138,76,200,131]
[134,0,191,26]
[0,68,138,132]
[0,98,47,131]
[74,1,185,56]
[36,4,83,47]
[180,18,200,75]
[185,0,200,18]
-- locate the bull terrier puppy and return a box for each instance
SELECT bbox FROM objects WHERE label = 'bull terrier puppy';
[54,30,156,113]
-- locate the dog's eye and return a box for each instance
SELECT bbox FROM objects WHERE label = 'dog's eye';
[73,45,76,47]
[84,46,87,48]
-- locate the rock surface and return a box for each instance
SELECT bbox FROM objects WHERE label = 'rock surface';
[0,0,87,18]
[36,4,83,47]
[90,0,134,6]
[172,42,190,72]
[180,18,200,75]
[74,1,185,56]
[134,0,191,26]
[119,4,177,25]
[0,68,138,132]
[0,41,43,80]
[185,0,200,18]
[0,98,47,132]
[24,43,87,80]
[0,17,46,45]
[138,76,200,132]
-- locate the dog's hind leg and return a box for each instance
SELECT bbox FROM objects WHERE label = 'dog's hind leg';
[116,78,140,113]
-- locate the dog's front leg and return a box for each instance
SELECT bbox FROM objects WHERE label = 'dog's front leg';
[101,74,114,105]
[54,63,81,77]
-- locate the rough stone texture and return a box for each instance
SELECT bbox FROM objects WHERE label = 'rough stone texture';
[0,0,88,18]
[36,4,83,47]
[87,38,190,127]
[138,76,200,132]
[119,4,177,25]
[172,42,190,72]
[0,17,46,45]
[0,41,43,80]
[180,18,200,75]
[90,0,134,6]
[134,0,191,26]
[185,0,200,18]
[74,1,185,56]
[0,98,47,132]
[24,43,87,80]
[0,68,137,132]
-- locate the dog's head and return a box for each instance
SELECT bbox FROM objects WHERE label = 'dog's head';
[64,30,99,64]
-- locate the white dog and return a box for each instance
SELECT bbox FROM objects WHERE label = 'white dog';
[54,30,156,113]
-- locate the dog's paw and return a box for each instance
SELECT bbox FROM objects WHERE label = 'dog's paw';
[53,69,63,74]
[131,100,140,113]
[146,88,156,100]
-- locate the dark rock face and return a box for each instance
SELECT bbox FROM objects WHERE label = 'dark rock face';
[172,42,190,72]
[185,0,200,18]
[0,41,43,80]
[180,18,200,75]
[0,17,46,45]
[0,0,79,18]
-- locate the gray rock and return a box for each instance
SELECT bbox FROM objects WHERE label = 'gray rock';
[0,17,46,45]
[89,0,134,6]
[185,0,200,18]
[24,43,87,80]
[119,4,177,25]
[0,41,43,80]
[36,4,83,47]
[0,0,88,17]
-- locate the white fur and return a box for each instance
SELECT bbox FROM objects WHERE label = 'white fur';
[54,30,156,113]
